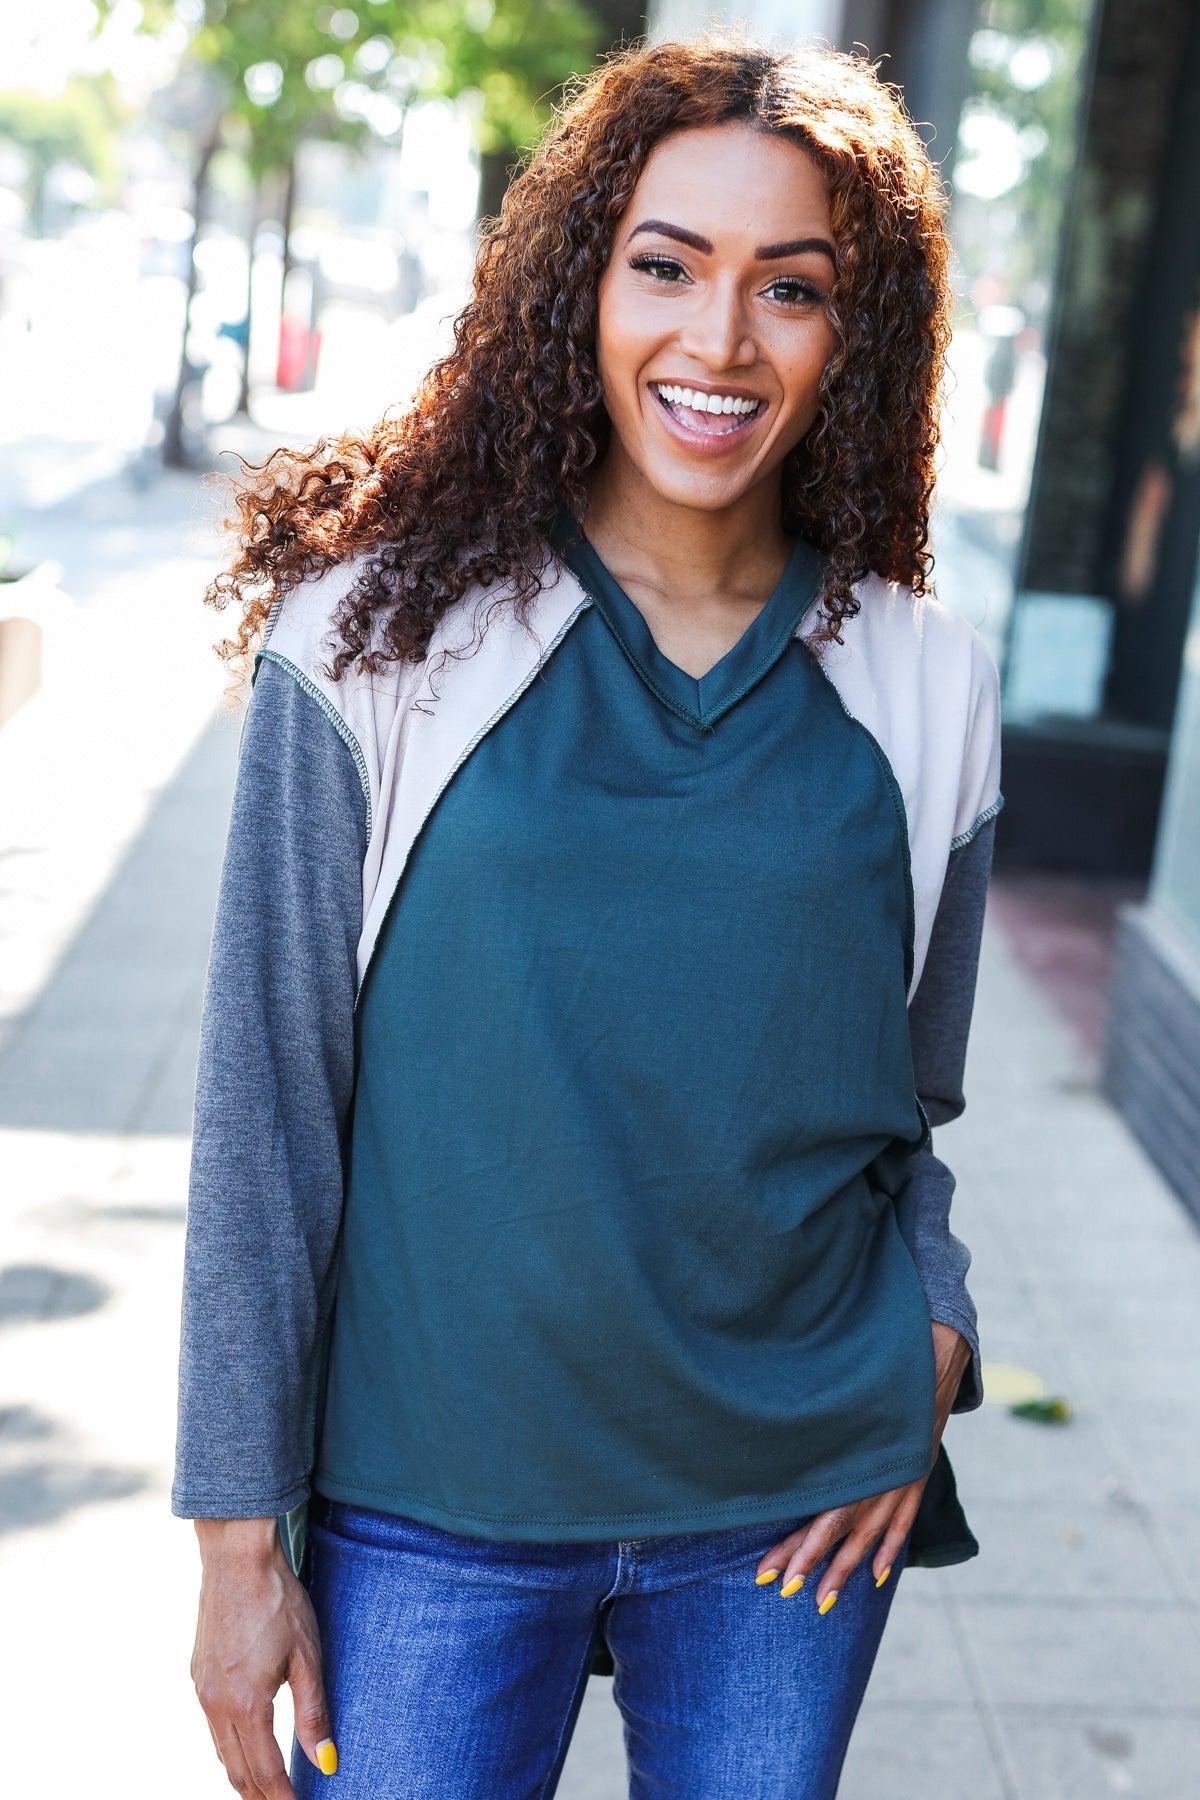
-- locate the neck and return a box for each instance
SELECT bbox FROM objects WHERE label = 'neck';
[583,447,791,606]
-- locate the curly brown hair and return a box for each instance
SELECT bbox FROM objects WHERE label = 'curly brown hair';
[206,34,951,683]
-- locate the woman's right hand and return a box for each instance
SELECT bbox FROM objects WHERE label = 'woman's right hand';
[192,1518,336,1798]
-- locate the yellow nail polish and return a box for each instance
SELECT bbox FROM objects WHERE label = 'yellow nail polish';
[875,1566,892,1588]
[818,1590,839,1615]
[756,1568,780,1585]
[779,1575,804,1597]
[316,1740,338,1776]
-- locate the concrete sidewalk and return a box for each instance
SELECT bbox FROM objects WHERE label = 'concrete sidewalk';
[1,475,1199,1795]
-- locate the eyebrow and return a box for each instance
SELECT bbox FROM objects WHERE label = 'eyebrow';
[756,236,837,265]
[627,219,836,264]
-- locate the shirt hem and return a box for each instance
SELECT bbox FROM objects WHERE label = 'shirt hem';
[312,1449,936,1543]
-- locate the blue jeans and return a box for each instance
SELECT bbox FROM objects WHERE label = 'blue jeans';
[291,1498,908,1799]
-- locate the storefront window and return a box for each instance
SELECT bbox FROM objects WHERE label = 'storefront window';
[932,0,1097,671]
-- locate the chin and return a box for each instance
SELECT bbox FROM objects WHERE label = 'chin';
[641,461,758,513]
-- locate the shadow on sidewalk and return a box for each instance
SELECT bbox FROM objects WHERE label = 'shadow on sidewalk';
[0,1263,110,1326]
[0,705,240,1136]
[0,1403,148,1536]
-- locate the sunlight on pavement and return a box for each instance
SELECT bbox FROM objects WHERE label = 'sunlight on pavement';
[0,1127,296,1797]
[0,502,229,1045]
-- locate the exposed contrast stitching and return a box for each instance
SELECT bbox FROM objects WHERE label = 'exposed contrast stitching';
[256,648,374,845]
[313,1451,935,1529]
[352,596,593,1015]
[260,590,286,650]
[950,793,1005,852]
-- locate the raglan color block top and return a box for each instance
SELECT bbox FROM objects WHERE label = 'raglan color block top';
[173,529,1001,1554]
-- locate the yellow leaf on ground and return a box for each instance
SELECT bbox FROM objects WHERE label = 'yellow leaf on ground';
[980,1361,1045,1405]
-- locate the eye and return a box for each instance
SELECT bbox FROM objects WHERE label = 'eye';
[629,253,690,284]
[763,275,827,307]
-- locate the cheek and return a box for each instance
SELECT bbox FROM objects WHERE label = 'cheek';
[596,283,660,402]
[776,321,839,418]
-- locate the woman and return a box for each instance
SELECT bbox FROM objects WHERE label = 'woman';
[176,36,1001,1800]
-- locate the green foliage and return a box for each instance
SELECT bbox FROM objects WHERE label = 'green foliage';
[94,0,604,174]
[388,0,603,155]
[0,78,123,212]
[956,0,1095,312]
[97,3,380,175]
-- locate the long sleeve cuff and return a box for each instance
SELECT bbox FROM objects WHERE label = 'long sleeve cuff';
[170,1475,312,1521]
[928,1301,984,1415]
[906,1146,983,1414]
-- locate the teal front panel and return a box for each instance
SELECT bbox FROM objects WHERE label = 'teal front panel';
[316,596,934,1538]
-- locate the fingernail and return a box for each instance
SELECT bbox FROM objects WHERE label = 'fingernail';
[818,1589,839,1615]
[875,1566,892,1588]
[316,1739,338,1776]
[779,1575,804,1597]
[756,1567,781,1585]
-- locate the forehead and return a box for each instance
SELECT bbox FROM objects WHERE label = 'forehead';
[624,123,833,245]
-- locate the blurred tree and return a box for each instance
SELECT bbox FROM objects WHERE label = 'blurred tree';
[0,80,122,233]
[955,0,1094,317]
[95,0,609,457]
[383,0,604,219]
[96,1,384,456]
[207,9,375,414]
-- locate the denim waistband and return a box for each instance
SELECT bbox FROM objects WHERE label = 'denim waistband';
[310,1491,822,1591]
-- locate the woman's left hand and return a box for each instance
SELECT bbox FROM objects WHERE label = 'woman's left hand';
[754,1321,972,1609]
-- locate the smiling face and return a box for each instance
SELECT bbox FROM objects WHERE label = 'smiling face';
[594,122,841,520]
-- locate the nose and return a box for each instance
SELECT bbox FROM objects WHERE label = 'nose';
[676,276,756,372]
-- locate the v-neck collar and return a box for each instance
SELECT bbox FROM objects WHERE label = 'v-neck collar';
[555,517,827,729]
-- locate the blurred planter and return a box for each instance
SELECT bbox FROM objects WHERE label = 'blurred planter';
[0,563,68,731]
[0,609,42,730]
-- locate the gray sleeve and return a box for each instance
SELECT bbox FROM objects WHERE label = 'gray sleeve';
[172,656,367,1518]
[906,818,996,1415]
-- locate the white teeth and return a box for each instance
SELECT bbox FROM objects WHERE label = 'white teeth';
[654,383,760,420]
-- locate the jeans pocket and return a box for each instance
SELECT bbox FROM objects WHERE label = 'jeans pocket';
[316,1499,529,1570]
[317,1498,454,1552]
